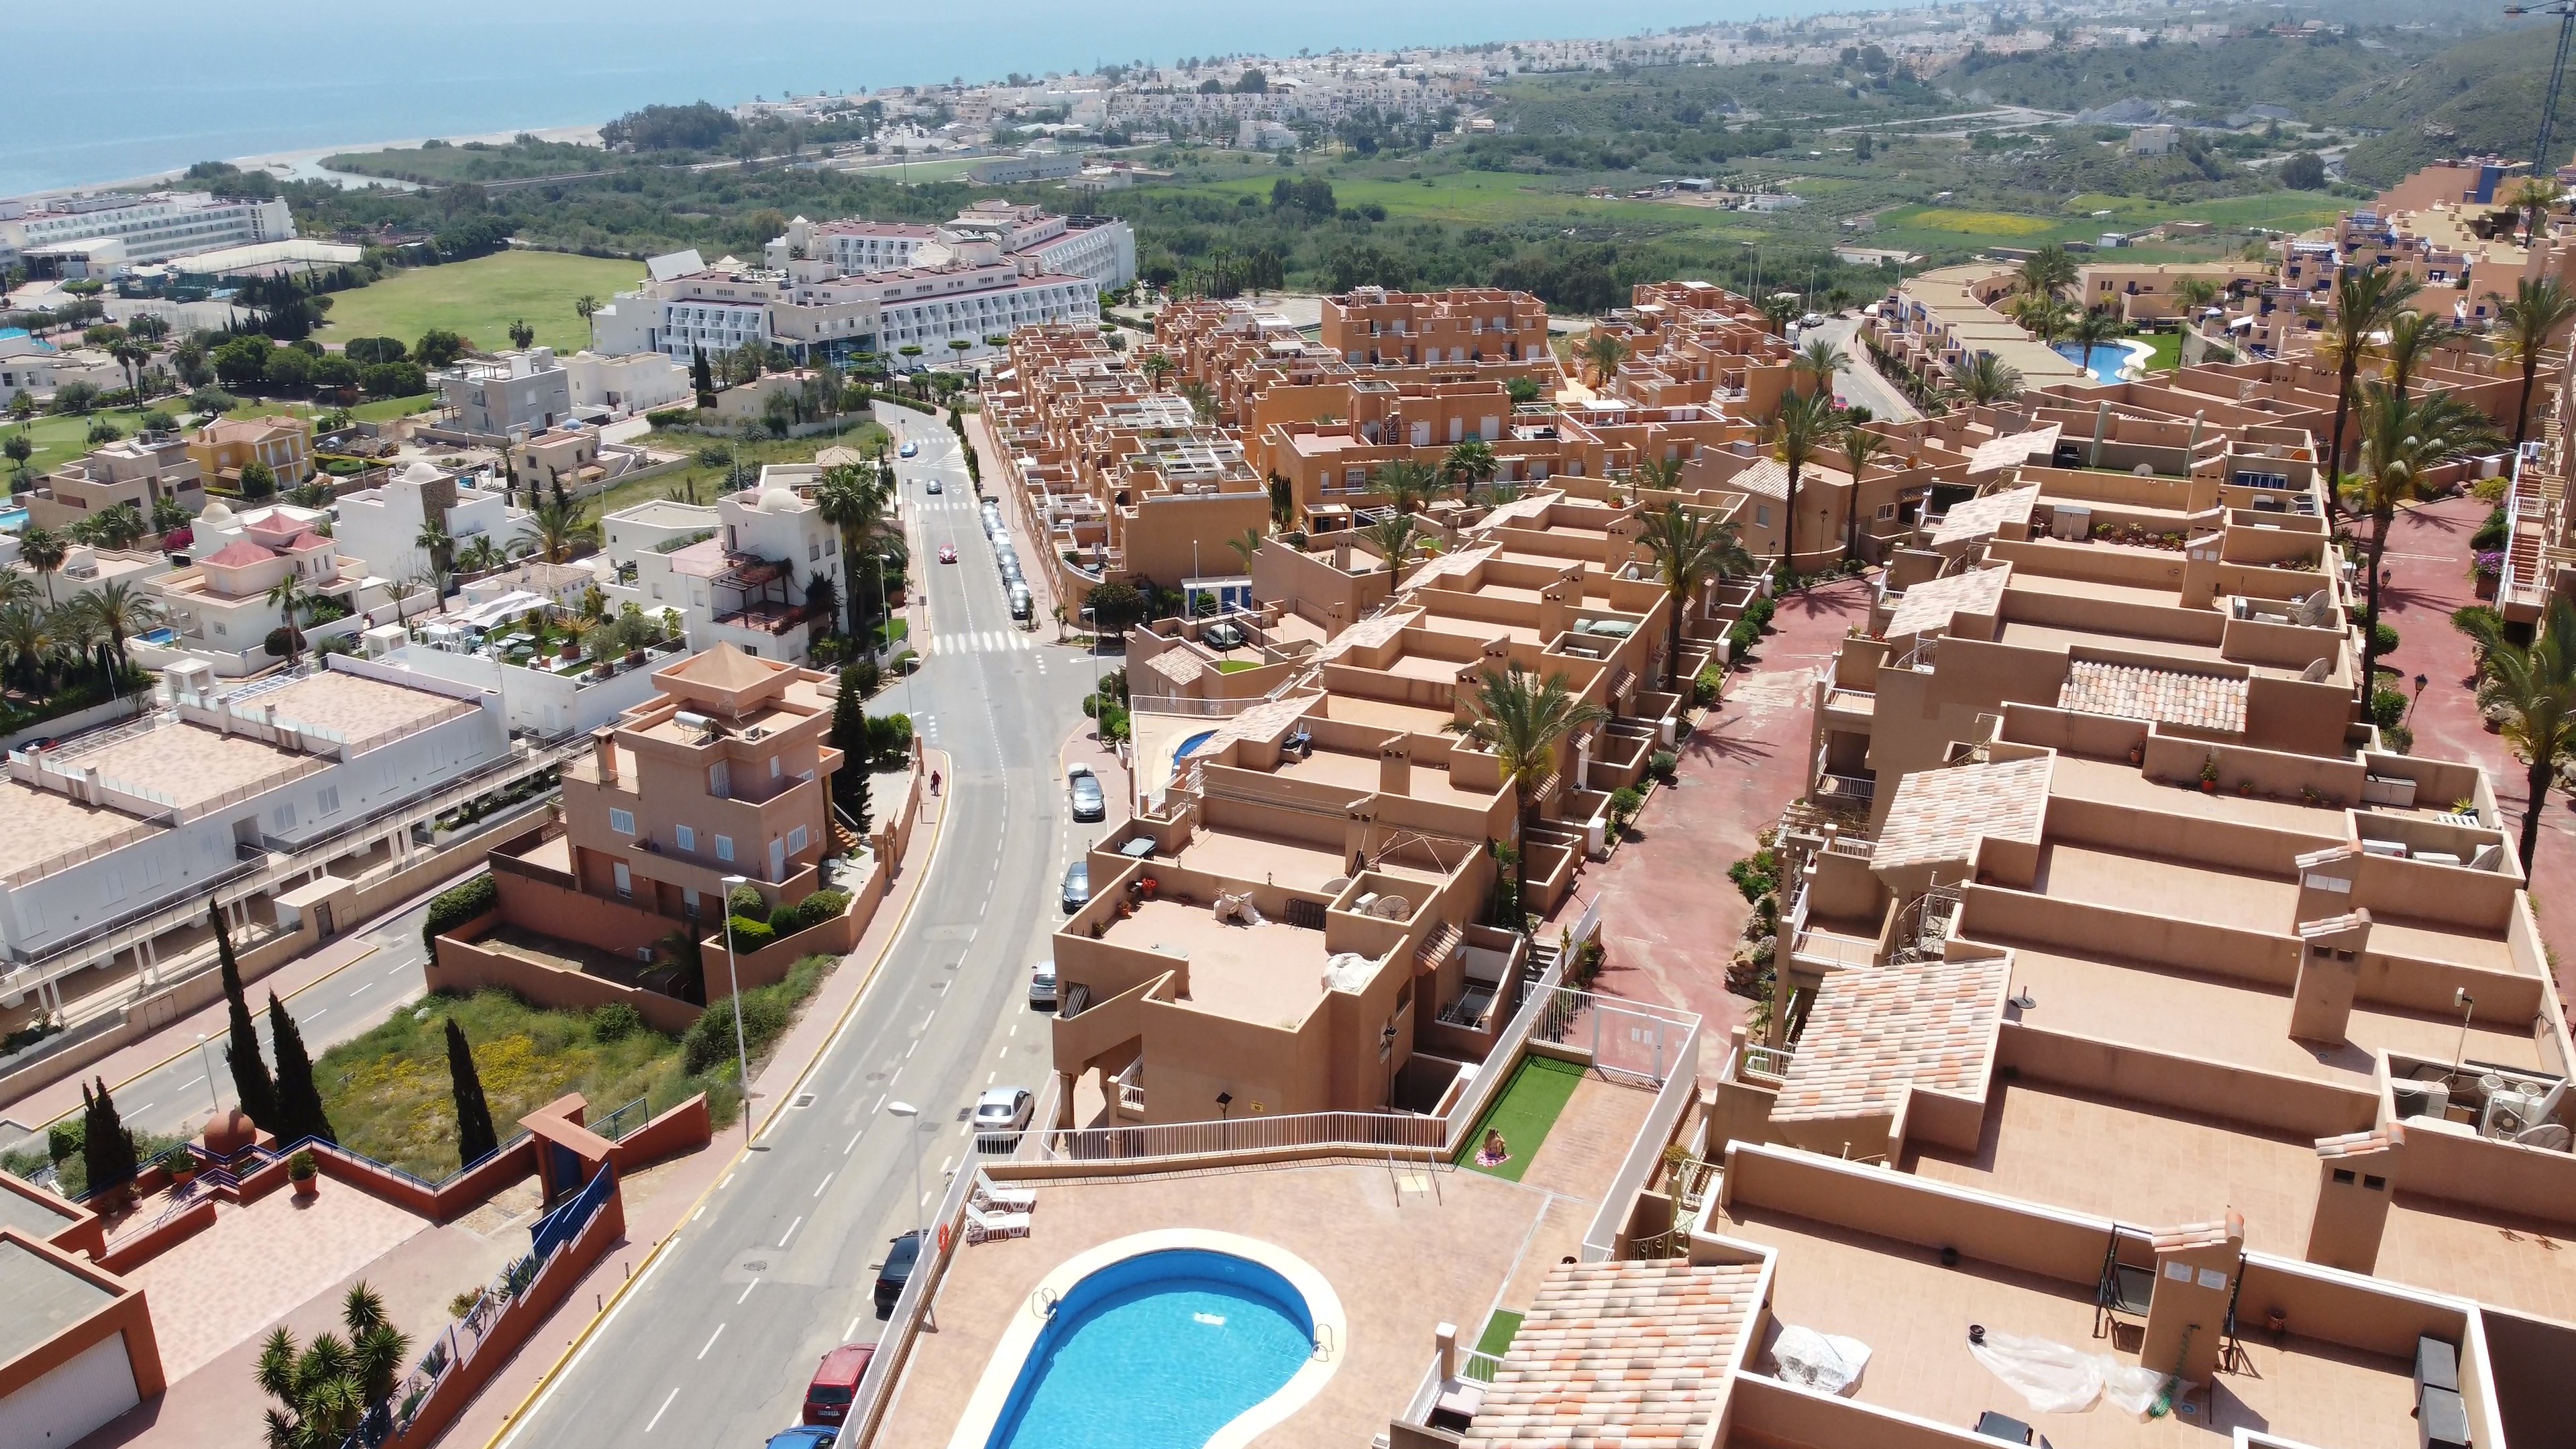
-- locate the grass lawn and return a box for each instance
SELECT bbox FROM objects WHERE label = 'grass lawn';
[320,251,647,356]
[582,421,889,524]
[1474,1309,1525,1359]
[2139,331,2184,373]
[1456,1053,1585,1182]
[7,393,438,480]
[1214,659,1262,673]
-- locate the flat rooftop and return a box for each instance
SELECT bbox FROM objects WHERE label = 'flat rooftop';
[1169,826,1356,895]
[1102,899,1338,1025]
[2033,841,2298,934]
[1715,1201,2420,1449]
[0,1236,115,1368]
[877,1160,1556,1448]
[0,782,162,880]
[1275,747,1495,811]
[2377,1195,2576,1323]
[252,669,465,743]
[1314,694,1463,739]
[0,1181,83,1240]
[72,720,321,814]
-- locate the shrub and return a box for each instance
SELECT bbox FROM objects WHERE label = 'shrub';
[1727,849,1778,904]
[263,625,301,658]
[2369,689,2408,729]
[422,873,498,951]
[1609,786,1647,831]
[725,883,766,918]
[865,712,914,769]
[2371,621,2400,657]
[792,889,851,932]
[48,1118,84,1164]
[2471,507,2509,555]
[1693,664,1723,706]
[645,407,698,429]
[1649,749,1678,781]
[2383,722,2414,755]
[590,1002,645,1043]
[724,915,775,952]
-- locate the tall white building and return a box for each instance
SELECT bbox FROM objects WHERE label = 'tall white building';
[0,192,294,270]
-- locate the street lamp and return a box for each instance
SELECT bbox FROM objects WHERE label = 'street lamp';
[887,1099,926,1236]
[195,1032,221,1116]
[721,873,763,1148]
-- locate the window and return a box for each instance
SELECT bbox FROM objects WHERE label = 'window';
[612,861,632,896]
[708,760,731,798]
[675,824,695,853]
[788,824,809,854]
[769,756,783,780]
[714,835,735,862]
[272,803,296,830]
[609,808,636,835]
[317,786,341,815]
[1756,504,1773,528]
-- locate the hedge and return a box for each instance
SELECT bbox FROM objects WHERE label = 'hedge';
[877,394,938,416]
[645,407,698,429]
[423,873,498,951]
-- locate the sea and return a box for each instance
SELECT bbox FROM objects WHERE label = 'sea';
[5,0,1907,199]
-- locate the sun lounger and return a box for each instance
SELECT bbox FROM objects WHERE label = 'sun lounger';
[973,1176,1036,1212]
[965,1203,1031,1243]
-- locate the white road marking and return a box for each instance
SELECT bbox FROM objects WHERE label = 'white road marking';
[814,1171,834,1197]
[870,1095,885,1114]
[737,1279,759,1304]
[692,1205,706,1222]
[720,1173,736,1191]
[132,1100,156,1115]
[778,1216,803,1247]
[305,1008,327,1020]
[846,1316,863,1341]
[350,985,369,999]
[1008,1022,1018,1038]
[987,1071,996,1085]
[845,1130,863,1155]
[645,1386,682,1432]
[905,1040,918,1059]
[696,1324,725,1360]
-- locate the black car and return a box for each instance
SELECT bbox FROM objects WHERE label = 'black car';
[1061,860,1090,912]
[1067,767,1106,822]
[873,1230,925,1317]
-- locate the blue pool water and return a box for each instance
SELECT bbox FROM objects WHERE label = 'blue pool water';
[2053,341,2141,384]
[137,626,177,645]
[0,505,25,533]
[988,1249,1316,1449]
[1175,729,1218,760]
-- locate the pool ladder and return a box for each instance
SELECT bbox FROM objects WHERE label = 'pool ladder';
[1032,1285,1060,1320]
[1312,1323,1338,1362]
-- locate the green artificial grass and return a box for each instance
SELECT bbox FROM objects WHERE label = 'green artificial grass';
[1456,1053,1586,1182]
[1474,1309,1525,1359]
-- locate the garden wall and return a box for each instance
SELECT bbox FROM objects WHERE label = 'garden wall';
[428,916,700,1038]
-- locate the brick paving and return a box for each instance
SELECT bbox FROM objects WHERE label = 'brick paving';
[1575,578,1874,1082]
[129,1184,437,1381]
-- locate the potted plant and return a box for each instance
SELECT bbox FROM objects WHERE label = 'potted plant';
[2128,742,2145,765]
[167,1151,199,1189]
[1139,876,1160,901]
[289,1149,319,1199]
[2200,755,2220,794]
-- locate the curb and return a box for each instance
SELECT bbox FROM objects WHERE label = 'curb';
[483,747,954,1449]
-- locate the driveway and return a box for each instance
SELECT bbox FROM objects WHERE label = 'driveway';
[1801,315,1920,423]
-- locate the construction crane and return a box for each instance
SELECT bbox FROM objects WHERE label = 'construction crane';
[2509,3,2576,177]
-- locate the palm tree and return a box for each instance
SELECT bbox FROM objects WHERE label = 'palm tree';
[111,339,154,398]
[1955,353,2024,405]
[0,572,35,610]
[1766,390,1842,585]
[2504,176,2563,246]
[1629,453,1689,504]
[513,492,598,564]
[17,527,66,604]
[2486,275,2576,455]
[1441,438,1498,498]
[2015,244,2078,304]
[1138,353,1175,391]
[1638,501,1754,688]
[1580,332,1629,388]
[2347,384,2501,686]
[150,495,191,537]
[1758,294,1801,336]
[454,535,506,576]
[1364,511,1424,578]
[0,604,61,697]
[814,464,891,640]
[2069,309,2127,378]
[2169,275,2222,321]
[2006,292,2072,349]
[2473,599,2576,873]
[1179,378,1218,424]
[1839,427,1892,560]
[1792,336,1849,398]
[414,521,453,578]
[1222,527,1267,574]
[84,580,164,688]
[2378,309,2438,396]
[2314,267,2424,512]
[1368,458,1442,515]
[256,1283,410,1449]
[1454,663,1612,825]
[575,294,599,346]
[266,573,318,664]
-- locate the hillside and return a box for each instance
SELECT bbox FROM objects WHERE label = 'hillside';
[1935,28,2438,120]
[2334,25,2567,186]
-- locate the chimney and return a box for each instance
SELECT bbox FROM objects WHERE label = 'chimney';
[1333,537,1353,572]
[2141,1212,2244,1389]
[592,727,619,783]
[1379,739,1412,796]
[2290,910,2369,1044]
[2306,1125,2403,1275]
[2291,845,2361,924]
[1537,584,1572,646]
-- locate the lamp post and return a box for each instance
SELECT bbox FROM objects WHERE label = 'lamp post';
[2409,672,2429,723]
[195,1032,221,1115]
[721,873,762,1148]
[887,1099,925,1236]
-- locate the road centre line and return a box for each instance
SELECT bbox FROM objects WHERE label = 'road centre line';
[644,1387,681,1432]
[696,1324,724,1360]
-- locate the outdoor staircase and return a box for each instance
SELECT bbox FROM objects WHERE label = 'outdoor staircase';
[1415,920,1464,971]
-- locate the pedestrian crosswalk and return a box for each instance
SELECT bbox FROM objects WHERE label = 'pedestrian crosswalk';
[908,496,987,514]
[921,629,1041,655]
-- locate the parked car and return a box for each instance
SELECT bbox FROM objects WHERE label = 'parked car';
[924,477,943,494]
[873,1231,924,1316]
[1010,585,1034,621]
[803,1344,876,1426]
[974,1087,1035,1147]
[1067,765,1104,821]
[767,1430,837,1449]
[898,439,919,458]
[938,544,957,564]
[1061,859,1089,912]
[1029,959,1059,1010]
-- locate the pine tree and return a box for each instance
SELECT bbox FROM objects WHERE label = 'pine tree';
[213,902,276,1131]
[444,1018,498,1168]
[266,994,335,1145]
[80,1078,138,1199]
[829,667,873,839]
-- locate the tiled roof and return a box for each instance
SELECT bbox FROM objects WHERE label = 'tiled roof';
[2316,1125,2404,1160]
[1929,484,2039,547]
[2150,1211,2243,1252]
[1464,1258,1763,1449]
[1870,755,2051,872]
[1140,647,1201,690]
[2057,659,2249,734]
[1724,457,1847,504]
[1883,565,2008,641]
[1771,955,2008,1124]
[1966,424,2060,478]
[198,540,274,568]
[1316,606,1420,662]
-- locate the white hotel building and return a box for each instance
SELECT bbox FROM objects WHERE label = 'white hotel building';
[0,192,296,270]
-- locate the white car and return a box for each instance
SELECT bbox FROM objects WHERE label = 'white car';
[975,1087,1034,1137]
[899,439,920,459]
[1028,961,1059,1010]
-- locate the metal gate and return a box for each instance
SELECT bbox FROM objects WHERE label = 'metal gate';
[1532,987,1680,1087]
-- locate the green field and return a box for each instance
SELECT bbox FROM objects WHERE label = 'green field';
[321,250,646,355]
[1179,170,1765,238]
[7,394,434,478]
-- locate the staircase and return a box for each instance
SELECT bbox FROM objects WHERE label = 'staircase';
[1415,920,1463,971]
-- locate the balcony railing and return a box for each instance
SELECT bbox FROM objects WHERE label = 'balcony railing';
[1740,1042,1795,1084]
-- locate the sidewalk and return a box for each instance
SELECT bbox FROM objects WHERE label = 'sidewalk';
[2,865,478,1134]
[443,745,952,1449]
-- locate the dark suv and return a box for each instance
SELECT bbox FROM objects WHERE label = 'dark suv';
[873,1231,925,1317]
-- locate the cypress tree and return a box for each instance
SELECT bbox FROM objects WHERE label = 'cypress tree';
[691,346,714,405]
[80,1078,138,1199]
[829,667,873,839]
[444,1018,498,1168]
[213,902,277,1132]
[266,993,335,1145]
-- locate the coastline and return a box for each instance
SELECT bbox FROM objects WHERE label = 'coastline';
[7,122,607,205]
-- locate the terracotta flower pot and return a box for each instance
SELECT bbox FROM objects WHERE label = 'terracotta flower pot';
[292,1174,319,1199]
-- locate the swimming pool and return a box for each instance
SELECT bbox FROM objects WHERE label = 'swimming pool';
[955,1234,1343,1449]
[2053,338,2155,383]
[0,504,25,533]
[1175,729,1218,760]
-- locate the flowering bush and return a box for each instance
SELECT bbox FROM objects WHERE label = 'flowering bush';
[2470,549,2505,582]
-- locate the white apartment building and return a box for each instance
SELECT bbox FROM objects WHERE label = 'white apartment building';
[0,192,294,270]
[602,472,838,660]
[641,257,1097,371]
[333,460,518,589]
[561,350,690,415]
[435,348,575,441]
[360,596,693,742]
[0,658,506,969]
[144,501,415,674]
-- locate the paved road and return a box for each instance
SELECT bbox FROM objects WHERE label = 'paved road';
[498,405,1102,1449]
[5,902,436,1159]
[1802,314,1921,424]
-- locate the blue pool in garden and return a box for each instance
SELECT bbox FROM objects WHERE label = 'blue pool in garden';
[985,1249,1317,1449]
[2052,339,2151,383]
[1176,729,1218,759]
[0,504,25,533]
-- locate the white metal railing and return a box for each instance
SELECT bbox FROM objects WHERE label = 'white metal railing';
[1792,928,1877,971]
[1896,633,1941,671]
[1113,1059,1144,1114]
[1741,1042,1795,1082]
[1814,771,1876,805]
[1825,833,1875,857]
[1578,1004,1703,1262]
[1042,1108,1443,1163]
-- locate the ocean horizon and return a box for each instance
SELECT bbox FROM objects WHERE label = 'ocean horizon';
[6,0,1905,199]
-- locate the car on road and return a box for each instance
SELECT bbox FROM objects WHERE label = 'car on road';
[938,544,957,564]
[1009,585,1033,621]
[1061,859,1089,912]
[1029,959,1059,1010]
[803,1344,875,1426]
[1067,764,1104,821]
[1802,311,1825,329]
[898,439,919,458]
[767,1429,837,1449]
[925,477,942,494]
[974,1087,1034,1147]
[874,1230,925,1316]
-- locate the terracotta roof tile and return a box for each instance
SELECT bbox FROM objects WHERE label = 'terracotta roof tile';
[1884,566,2008,642]
[1771,956,2009,1124]
[198,540,275,568]
[1464,1258,1763,1449]
[1870,756,2051,873]
[2057,659,2248,735]
[1930,485,2039,547]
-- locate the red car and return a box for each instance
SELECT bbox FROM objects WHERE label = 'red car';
[938,545,958,563]
[804,1343,875,1425]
